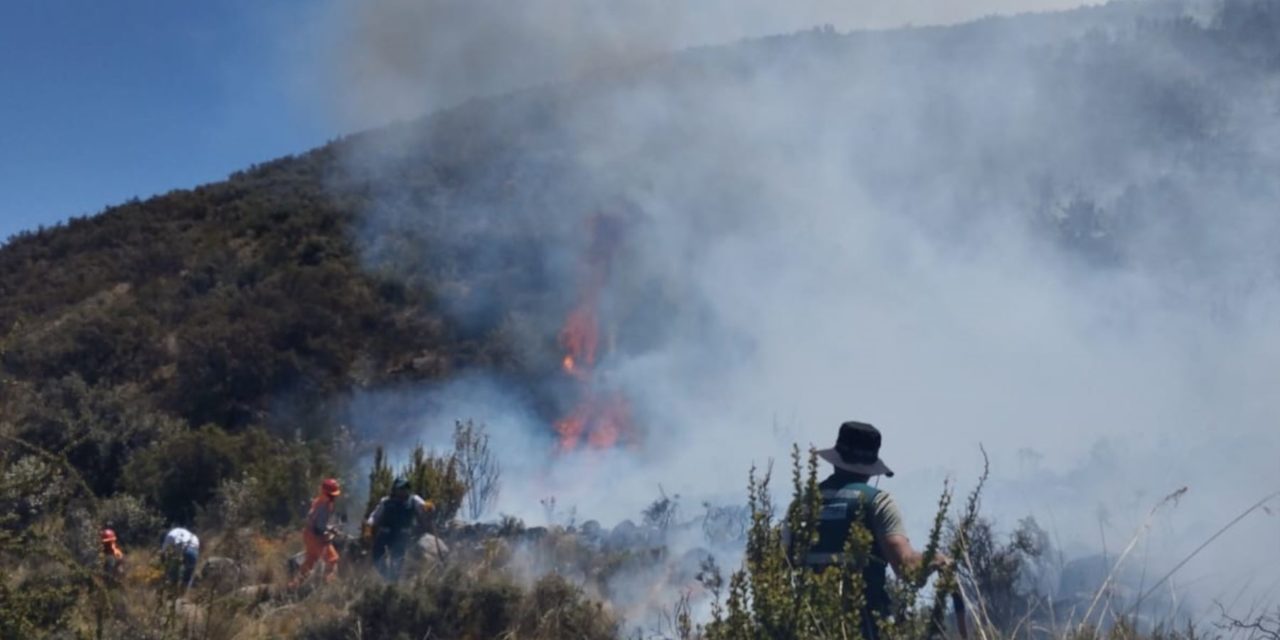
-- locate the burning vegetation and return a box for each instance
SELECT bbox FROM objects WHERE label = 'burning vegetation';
[554,212,638,453]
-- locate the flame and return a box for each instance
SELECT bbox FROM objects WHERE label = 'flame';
[559,305,599,371]
[553,212,636,453]
[554,391,631,452]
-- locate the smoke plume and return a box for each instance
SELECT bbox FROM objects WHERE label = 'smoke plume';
[302,0,1280,623]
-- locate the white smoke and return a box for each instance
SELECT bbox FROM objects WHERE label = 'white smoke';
[298,0,1280,626]
[303,0,1110,129]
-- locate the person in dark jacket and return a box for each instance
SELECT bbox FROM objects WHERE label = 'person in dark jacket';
[365,476,435,581]
[797,421,950,640]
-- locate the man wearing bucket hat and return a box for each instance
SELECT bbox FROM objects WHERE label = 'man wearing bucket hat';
[366,476,436,582]
[802,421,950,638]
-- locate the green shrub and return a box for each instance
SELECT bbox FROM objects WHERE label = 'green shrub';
[299,569,616,640]
[0,455,73,532]
[0,570,80,639]
[97,493,166,546]
[365,443,468,531]
[243,437,329,529]
[701,447,970,640]
[4,375,181,496]
[122,425,242,525]
[123,426,328,527]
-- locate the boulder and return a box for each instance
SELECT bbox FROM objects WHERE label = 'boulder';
[200,556,244,594]
[608,519,640,549]
[415,533,450,563]
[580,519,603,539]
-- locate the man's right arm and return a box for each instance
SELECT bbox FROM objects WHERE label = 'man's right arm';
[873,492,950,578]
[880,534,920,578]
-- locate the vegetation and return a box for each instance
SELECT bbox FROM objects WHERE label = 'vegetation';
[693,447,962,640]
[364,440,468,531]
[299,571,616,640]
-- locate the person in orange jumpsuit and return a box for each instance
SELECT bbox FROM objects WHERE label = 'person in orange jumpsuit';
[290,477,342,588]
[100,528,125,583]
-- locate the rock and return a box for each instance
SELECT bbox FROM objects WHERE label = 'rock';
[416,533,450,562]
[234,584,273,602]
[200,556,244,594]
[172,598,205,628]
[608,519,640,549]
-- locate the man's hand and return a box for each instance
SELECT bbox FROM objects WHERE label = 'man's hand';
[882,535,952,579]
[422,499,436,512]
[929,553,955,572]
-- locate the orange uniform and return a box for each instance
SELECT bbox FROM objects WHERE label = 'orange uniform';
[291,479,341,587]
[100,528,125,583]
[102,542,124,577]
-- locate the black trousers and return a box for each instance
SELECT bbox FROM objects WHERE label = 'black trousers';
[371,531,411,581]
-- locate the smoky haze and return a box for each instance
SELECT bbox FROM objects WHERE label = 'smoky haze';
[306,0,1280,621]
[308,0,1107,128]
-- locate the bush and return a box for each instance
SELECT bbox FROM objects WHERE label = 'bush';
[3,375,181,496]
[365,443,468,531]
[122,425,243,525]
[97,493,166,547]
[0,572,80,639]
[123,426,328,526]
[299,569,616,640]
[0,455,73,532]
[950,516,1051,631]
[700,447,970,640]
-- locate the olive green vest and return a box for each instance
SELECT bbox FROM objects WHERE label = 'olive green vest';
[804,480,891,615]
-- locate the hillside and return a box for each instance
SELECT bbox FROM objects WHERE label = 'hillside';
[2,0,1280,637]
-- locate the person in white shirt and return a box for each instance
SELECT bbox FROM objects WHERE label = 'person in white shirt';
[160,527,200,590]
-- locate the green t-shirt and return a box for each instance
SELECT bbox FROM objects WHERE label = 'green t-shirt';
[866,489,908,541]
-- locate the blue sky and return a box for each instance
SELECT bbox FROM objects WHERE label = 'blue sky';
[0,1,335,241]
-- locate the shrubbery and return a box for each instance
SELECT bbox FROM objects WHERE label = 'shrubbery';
[363,420,500,529]
[97,494,167,547]
[300,569,616,640]
[3,375,181,497]
[122,426,329,526]
[698,447,968,640]
[0,571,80,639]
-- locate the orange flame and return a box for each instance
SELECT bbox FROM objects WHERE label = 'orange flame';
[553,212,636,453]
[559,304,598,379]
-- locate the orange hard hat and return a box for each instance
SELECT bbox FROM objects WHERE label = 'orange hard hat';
[100,528,117,544]
[321,477,341,497]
